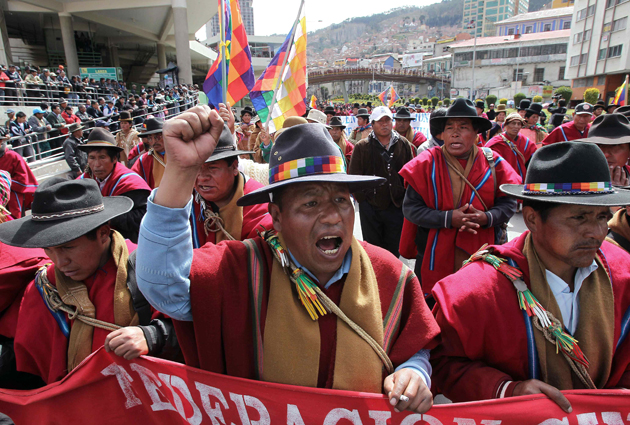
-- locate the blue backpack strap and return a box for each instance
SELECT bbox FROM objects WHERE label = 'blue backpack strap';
[35,266,71,338]
[506,257,540,380]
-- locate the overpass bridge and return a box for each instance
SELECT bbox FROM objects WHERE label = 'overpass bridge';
[307,68,451,102]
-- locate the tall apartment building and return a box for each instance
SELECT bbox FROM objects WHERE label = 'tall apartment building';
[463,0,530,37]
[206,0,255,39]
[566,0,630,103]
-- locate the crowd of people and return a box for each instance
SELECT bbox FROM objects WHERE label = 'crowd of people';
[0,83,630,420]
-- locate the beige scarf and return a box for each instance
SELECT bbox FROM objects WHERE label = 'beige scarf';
[607,209,630,247]
[203,173,245,243]
[441,145,478,207]
[523,234,614,389]
[56,231,138,372]
[262,235,384,392]
[150,150,167,187]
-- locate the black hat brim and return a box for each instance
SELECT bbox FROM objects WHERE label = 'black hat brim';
[77,143,123,152]
[0,197,133,248]
[525,108,543,115]
[237,175,385,206]
[138,129,163,137]
[500,184,630,206]
[356,114,370,118]
[393,115,415,120]
[431,116,493,133]
[205,150,255,162]
[576,136,630,145]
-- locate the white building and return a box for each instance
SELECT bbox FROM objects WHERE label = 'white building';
[449,30,570,99]
[495,7,573,36]
[565,0,630,104]
[423,54,452,75]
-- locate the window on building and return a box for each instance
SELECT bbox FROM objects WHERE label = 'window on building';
[598,49,607,60]
[613,17,628,32]
[534,68,545,82]
[525,26,533,34]
[574,33,582,44]
[577,8,586,20]
[513,68,525,81]
[563,21,571,29]
[507,28,515,35]
[603,22,613,33]
[608,44,623,58]
[580,53,588,64]
[607,0,630,8]
[543,23,552,31]
[558,66,566,80]
[584,29,592,41]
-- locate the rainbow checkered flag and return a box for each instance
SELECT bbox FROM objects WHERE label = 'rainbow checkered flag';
[249,8,307,132]
[388,86,400,107]
[378,87,389,106]
[309,94,317,109]
[203,0,255,108]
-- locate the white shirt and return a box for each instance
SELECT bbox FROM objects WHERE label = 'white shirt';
[545,260,599,335]
[95,172,113,191]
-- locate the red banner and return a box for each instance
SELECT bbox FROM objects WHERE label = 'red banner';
[0,348,629,424]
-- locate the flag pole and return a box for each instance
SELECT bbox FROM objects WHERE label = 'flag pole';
[264,0,305,131]
[220,0,228,105]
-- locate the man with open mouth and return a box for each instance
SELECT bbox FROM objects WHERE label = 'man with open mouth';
[136,106,441,414]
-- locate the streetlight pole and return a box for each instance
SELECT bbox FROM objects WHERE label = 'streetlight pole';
[470,20,478,101]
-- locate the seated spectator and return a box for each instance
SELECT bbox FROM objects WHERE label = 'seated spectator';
[27,108,52,160]
[9,112,34,163]
[43,103,66,150]
[62,123,86,178]
[76,104,91,125]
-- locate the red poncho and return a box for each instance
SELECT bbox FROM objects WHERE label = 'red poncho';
[0,243,48,339]
[0,150,38,218]
[131,152,163,189]
[80,161,150,196]
[190,177,272,248]
[173,238,440,388]
[398,146,521,292]
[14,240,136,384]
[485,133,537,182]
[431,232,630,402]
[542,121,590,146]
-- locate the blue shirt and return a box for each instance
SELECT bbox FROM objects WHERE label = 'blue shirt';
[137,190,432,386]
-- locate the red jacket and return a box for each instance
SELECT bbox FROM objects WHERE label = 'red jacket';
[431,232,630,402]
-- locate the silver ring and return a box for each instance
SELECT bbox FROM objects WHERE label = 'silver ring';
[399,395,410,402]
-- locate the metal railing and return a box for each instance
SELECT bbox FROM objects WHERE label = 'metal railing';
[4,94,200,167]
[0,81,130,107]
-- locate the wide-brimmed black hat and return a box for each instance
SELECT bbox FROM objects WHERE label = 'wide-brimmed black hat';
[430,98,492,133]
[393,106,415,120]
[138,118,164,137]
[526,103,544,116]
[594,100,605,111]
[575,114,630,145]
[324,106,335,115]
[607,103,618,111]
[240,106,255,117]
[328,116,346,128]
[518,99,531,111]
[614,105,630,118]
[500,141,630,205]
[206,124,253,162]
[356,108,370,118]
[475,100,485,110]
[237,124,384,206]
[0,178,132,248]
[77,127,122,152]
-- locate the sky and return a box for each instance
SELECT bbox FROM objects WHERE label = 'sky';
[197,0,442,40]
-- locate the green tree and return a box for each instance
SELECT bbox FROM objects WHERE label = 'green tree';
[422,97,429,106]
[438,101,443,106]
[431,96,439,107]
[499,98,508,104]
[443,98,451,106]
[583,88,600,105]
[485,94,497,106]
[514,93,527,107]
[554,86,573,102]
[533,95,543,103]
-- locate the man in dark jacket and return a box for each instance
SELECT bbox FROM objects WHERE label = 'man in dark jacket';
[62,123,87,178]
[348,106,416,257]
[43,103,66,149]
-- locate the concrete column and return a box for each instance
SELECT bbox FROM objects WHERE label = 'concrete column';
[171,0,193,85]
[110,42,120,68]
[157,42,167,84]
[58,13,80,77]
[340,81,349,104]
[0,2,13,65]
